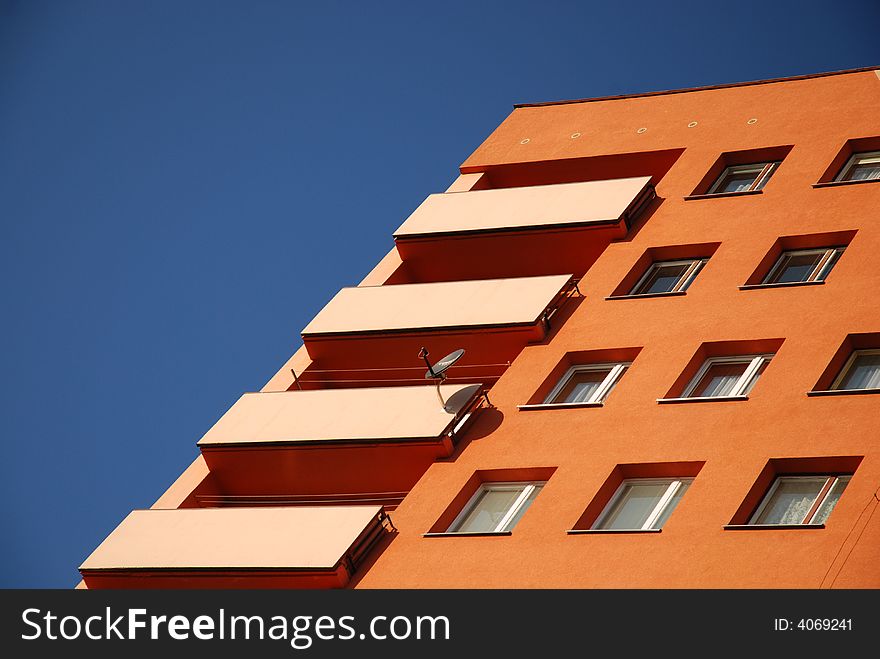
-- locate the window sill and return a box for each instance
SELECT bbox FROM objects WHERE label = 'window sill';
[518,401,603,411]
[739,280,825,290]
[566,528,661,535]
[723,524,824,530]
[684,189,763,200]
[657,395,748,404]
[807,388,880,397]
[422,531,512,538]
[812,178,880,189]
[605,291,687,301]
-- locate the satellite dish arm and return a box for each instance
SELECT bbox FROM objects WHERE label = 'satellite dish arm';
[419,347,438,378]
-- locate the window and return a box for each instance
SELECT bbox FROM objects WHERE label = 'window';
[593,479,692,531]
[831,350,880,391]
[749,475,850,525]
[543,363,629,405]
[630,259,706,295]
[682,355,771,398]
[835,151,880,182]
[447,482,544,534]
[762,247,844,285]
[708,162,779,194]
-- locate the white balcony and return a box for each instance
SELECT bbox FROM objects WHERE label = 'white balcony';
[302,274,573,337]
[394,176,653,239]
[198,384,482,447]
[79,506,391,589]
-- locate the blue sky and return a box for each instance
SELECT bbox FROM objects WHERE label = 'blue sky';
[0,1,877,587]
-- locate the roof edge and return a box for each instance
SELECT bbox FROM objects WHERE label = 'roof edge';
[514,66,880,109]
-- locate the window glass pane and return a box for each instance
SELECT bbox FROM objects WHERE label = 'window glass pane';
[716,171,759,193]
[651,480,690,529]
[597,482,669,530]
[453,487,524,533]
[552,369,611,403]
[739,359,768,395]
[751,166,775,191]
[766,252,823,284]
[812,476,850,524]
[501,484,542,531]
[752,478,826,525]
[837,353,880,390]
[634,263,691,294]
[689,362,748,397]
[599,365,625,399]
[845,162,880,181]
[816,249,843,280]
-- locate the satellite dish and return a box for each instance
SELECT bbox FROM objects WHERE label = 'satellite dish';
[419,347,466,411]
[423,348,465,379]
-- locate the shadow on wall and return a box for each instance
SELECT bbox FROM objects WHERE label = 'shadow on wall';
[618,193,664,244]
[443,406,504,462]
[532,295,585,347]
[346,526,397,589]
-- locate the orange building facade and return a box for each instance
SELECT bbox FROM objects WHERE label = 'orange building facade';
[80,68,880,589]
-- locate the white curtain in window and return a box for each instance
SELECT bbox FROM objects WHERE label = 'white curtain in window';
[840,354,880,390]
[599,482,669,529]
[753,479,824,524]
[566,379,603,403]
[552,369,610,403]
[692,363,746,397]
[813,477,850,524]
[454,488,523,533]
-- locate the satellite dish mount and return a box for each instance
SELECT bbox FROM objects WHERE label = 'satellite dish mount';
[420,347,465,411]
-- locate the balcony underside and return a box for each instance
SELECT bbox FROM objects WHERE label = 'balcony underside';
[393,224,624,282]
[200,440,453,505]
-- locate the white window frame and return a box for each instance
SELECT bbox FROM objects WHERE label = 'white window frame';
[630,258,707,296]
[830,349,880,391]
[834,150,880,182]
[762,247,845,285]
[593,478,693,530]
[543,362,630,405]
[682,354,773,399]
[707,161,780,194]
[446,481,544,534]
[748,475,851,525]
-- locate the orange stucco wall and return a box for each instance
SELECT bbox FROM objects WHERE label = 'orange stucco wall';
[352,69,880,588]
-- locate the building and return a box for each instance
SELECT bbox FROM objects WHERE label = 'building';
[79,67,880,589]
